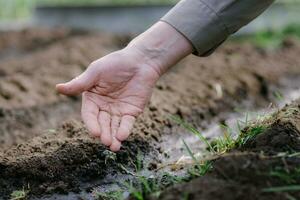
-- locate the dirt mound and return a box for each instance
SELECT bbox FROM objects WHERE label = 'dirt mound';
[153,154,299,200]
[0,98,80,149]
[0,120,152,198]
[241,101,300,154]
[150,100,300,200]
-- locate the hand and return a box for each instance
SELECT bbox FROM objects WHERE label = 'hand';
[56,22,193,152]
[56,47,160,151]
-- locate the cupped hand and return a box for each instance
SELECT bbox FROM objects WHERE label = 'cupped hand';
[56,48,160,151]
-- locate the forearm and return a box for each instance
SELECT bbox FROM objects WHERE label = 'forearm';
[127,21,193,76]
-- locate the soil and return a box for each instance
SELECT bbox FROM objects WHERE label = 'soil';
[150,100,300,200]
[0,28,300,199]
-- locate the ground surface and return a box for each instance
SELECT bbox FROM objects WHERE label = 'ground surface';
[150,100,300,200]
[0,29,300,199]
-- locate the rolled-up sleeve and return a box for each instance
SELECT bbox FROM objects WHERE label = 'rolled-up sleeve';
[161,0,274,56]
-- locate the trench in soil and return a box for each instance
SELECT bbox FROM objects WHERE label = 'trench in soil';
[1,29,300,199]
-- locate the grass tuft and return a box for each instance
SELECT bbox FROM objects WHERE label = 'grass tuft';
[10,187,29,200]
[262,185,300,193]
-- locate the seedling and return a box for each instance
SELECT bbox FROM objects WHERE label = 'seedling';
[103,150,117,164]
[210,124,236,154]
[273,90,284,101]
[235,125,267,148]
[262,185,300,192]
[92,189,123,200]
[10,187,29,200]
[269,166,300,184]
[182,139,212,177]
[171,116,214,153]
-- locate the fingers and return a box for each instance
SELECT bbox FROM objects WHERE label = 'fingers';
[82,98,135,152]
[81,93,101,137]
[56,65,97,95]
[96,114,135,151]
[110,138,122,152]
[116,115,136,142]
[110,116,121,152]
[98,111,112,146]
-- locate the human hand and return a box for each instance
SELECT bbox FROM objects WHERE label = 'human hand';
[56,47,161,151]
[56,22,193,152]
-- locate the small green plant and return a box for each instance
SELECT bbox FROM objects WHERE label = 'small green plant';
[210,124,236,153]
[234,24,300,49]
[270,166,300,184]
[173,110,270,155]
[124,176,161,200]
[182,139,213,177]
[171,116,214,153]
[10,187,29,200]
[103,150,117,164]
[262,185,300,193]
[235,125,267,147]
[92,189,123,200]
[273,91,284,101]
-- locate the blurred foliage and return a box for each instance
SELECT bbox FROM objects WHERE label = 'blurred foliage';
[0,0,299,20]
[234,24,300,49]
[0,0,178,20]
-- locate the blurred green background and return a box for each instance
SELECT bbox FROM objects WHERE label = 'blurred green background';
[0,0,179,20]
[0,0,298,20]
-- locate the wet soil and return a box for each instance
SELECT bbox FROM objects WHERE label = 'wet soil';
[0,29,300,199]
[150,100,300,200]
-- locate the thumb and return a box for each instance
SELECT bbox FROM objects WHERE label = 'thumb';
[56,66,97,95]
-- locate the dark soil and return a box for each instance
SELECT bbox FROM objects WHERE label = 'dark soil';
[150,100,300,200]
[241,101,300,154]
[0,29,300,199]
[0,120,152,198]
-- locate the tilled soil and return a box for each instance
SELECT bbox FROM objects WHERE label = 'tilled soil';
[151,100,300,200]
[0,29,300,199]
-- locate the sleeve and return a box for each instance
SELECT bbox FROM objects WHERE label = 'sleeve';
[160,0,275,56]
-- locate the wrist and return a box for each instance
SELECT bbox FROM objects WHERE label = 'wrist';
[127,21,193,76]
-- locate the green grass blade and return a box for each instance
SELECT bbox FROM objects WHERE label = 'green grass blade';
[262,185,300,192]
[182,139,198,163]
[171,116,214,152]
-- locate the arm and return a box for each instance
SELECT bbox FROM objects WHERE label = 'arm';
[57,0,274,152]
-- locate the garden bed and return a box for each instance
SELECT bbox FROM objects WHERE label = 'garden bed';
[0,28,300,199]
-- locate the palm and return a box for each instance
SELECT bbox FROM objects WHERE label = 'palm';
[83,67,154,148]
[57,50,160,151]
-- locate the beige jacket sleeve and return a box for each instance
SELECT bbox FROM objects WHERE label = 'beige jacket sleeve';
[161,0,274,56]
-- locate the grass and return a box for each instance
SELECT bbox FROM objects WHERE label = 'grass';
[10,187,29,200]
[209,124,236,153]
[171,116,214,153]
[262,185,300,192]
[172,111,269,156]
[235,24,300,49]
[95,107,279,200]
[235,125,267,148]
[93,130,213,200]
[270,166,300,184]
[93,172,187,200]
[262,166,300,200]
[92,190,123,200]
[182,139,213,177]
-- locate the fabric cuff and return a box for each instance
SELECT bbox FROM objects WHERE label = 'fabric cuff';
[160,0,229,56]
